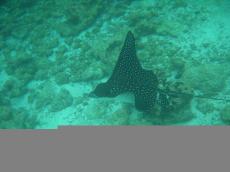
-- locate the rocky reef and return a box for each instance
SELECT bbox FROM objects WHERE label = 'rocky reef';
[0,0,230,127]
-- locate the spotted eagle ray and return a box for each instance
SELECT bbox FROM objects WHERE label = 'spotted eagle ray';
[90,31,230,113]
[90,31,171,112]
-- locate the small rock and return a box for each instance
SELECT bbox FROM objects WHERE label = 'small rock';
[49,89,73,112]
[0,106,12,121]
[220,105,230,123]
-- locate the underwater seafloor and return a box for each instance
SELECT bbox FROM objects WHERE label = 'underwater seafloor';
[0,0,230,128]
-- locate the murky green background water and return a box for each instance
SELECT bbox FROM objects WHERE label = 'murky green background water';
[0,0,230,128]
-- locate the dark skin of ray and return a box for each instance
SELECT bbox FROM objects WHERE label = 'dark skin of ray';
[90,31,230,114]
[90,31,160,112]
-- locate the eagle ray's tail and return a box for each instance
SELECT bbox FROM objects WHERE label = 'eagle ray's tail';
[157,89,230,102]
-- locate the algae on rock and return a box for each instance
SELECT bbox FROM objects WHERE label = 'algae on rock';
[5,52,37,84]
[182,64,229,94]
[220,105,230,124]
[0,107,38,129]
[2,78,28,98]
[49,88,73,112]
[28,81,73,112]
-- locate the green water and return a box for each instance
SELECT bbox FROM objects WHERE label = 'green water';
[0,0,230,128]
